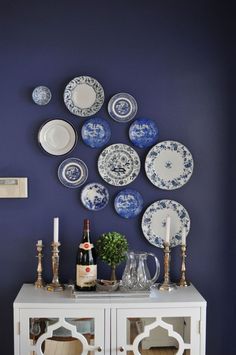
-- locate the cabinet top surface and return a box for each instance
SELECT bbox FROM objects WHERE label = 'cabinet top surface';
[14,284,206,309]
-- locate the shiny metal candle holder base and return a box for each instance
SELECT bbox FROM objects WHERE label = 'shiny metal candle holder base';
[34,241,45,288]
[177,244,190,287]
[46,242,64,292]
[158,242,176,292]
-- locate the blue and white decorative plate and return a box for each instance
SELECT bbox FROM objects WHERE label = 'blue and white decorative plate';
[58,158,88,188]
[98,143,141,186]
[145,141,194,190]
[81,182,109,211]
[114,189,144,219]
[108,93,137,123]
[32,86,52,105]
[64,76,104,117]
[81,117,111,148]
[129,117,159,148]
[141,199,190,248]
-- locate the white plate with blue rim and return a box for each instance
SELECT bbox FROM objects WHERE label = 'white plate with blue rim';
[129,117,159,148]
[98,143,141,186]
[81,117,111,148]
[114,189,144,219]
[141,199,190,248]
[108,93,137,123]
[64,76,104,117]
[38,119,77,156]
[145,140,194,190]
[58,158,88,188]
[81,182,109,211]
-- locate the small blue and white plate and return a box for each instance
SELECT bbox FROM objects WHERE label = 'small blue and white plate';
[58,158,88,188]
[32,86,52,105]
[114,189,144,219]
[81,117,111,148]
[108,93,137,123]
[129,117,159,148]
[81,182,109,211]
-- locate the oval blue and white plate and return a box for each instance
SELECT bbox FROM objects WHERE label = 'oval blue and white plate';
[98,143,141,186]
[32,86,52,105]
[114,189,144,219]
[129,117,159,148]
[108,93,137,123]
[145,140,194,190]
[141,199,190,248]
[81,182,109,211]
[81,117,111,148]
[58,158,88,188]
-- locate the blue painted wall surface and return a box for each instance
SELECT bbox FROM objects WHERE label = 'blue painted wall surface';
[0,1,233,354]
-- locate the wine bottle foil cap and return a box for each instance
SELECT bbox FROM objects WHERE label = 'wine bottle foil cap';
[84,219,90,230]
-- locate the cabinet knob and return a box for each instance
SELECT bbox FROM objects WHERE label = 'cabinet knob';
[97,346,102,352]
[119,346,125,352]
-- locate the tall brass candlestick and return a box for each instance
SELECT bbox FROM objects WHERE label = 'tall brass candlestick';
[35,241,45,288]
[177,244,190,287]
[158,242,176,291]
[46,242,64,292]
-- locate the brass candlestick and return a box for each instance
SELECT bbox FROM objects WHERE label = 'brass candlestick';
[35,241,45,288]
[177,244,190,287]
[46,242,64,292]
[158,242,176,291]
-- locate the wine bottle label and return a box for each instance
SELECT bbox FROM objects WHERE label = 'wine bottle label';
[79,242,94,250]
[76,265,97,288]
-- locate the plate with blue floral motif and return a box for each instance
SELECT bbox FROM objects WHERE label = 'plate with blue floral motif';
[129,117,159,148]
[81,117,111,148]
[141,199,190,248]
[108,93,137,123]
[114,189,144,219]
[98,143,141,186]
[81,182,109,211]
[145,141,194,190]
[58,158,88,188]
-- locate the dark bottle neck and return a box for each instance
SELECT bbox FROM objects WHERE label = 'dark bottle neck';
[82,219,90,243]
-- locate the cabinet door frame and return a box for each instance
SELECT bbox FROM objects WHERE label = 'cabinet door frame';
[19,308,105,355]
[116,307,201,355]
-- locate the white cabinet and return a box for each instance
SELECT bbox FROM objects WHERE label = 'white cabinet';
[14,284,206,355]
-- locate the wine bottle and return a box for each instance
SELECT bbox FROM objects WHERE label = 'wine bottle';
[75,219,97,291]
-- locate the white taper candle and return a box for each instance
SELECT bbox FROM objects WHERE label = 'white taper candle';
[182,227,186,245]
[165,215,171,244]
[53,217,59,243]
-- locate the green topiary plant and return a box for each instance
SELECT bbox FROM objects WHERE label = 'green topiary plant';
[96,231,128,281]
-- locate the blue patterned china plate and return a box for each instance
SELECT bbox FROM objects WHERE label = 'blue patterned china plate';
[98,143,141,186]
[81,182,109,211]
[145,140,194,190]
[81,117,111,148]
[129,117,159,148]
[114,189,144,219]
[141,199,190,248]
[32,86,52,105]
[108,93,137,123]
[64,76,104,117]
[58,158,88,188]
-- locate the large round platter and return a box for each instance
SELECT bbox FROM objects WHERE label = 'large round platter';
[108,93,137,123]
[129,117,159,148]
[81,182,109,211]
[32,86,52,105]
[142,199,190,248]
[145,140,194,190]
[81,117,111,148]
[64,76,104,117]
[58,158,88,188]
[38,119,77,156]
[114,189,144,219]
[98,144,140,186]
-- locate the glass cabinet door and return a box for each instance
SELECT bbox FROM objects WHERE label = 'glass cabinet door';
[117,308,200,355]
[20,309,104,355]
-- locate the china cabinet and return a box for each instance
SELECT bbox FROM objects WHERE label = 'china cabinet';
[14,284,206,355]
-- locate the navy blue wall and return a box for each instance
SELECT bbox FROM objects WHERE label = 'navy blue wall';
[0,1,233,354]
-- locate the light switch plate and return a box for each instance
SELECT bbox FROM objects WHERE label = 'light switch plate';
[0,177,28,198]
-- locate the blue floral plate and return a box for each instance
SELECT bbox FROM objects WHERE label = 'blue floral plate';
[108,93,137,123]
[129,117,159,148]
[114,189,144,219]
[32,86,52,105]
[81,182,109,211]
[81,117,111,148]
[58,158,88,188]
